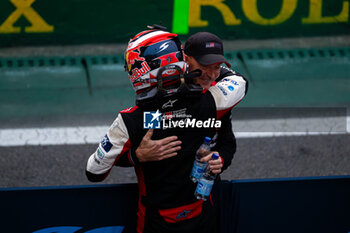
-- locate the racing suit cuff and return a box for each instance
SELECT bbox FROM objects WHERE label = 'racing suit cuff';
[219,155,224,167]
[129,148,140,165]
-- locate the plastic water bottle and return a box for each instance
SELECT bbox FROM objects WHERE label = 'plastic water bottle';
[190,137,211,183]
[194,153,219,201]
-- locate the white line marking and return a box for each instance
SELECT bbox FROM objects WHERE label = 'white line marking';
[235,131,348,138]
[0,126,109,147]
[232,116,350,138]
[0,117,349,147]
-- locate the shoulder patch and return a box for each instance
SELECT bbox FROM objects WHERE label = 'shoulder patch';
[120,106,138,113]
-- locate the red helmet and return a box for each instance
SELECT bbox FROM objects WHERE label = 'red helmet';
[124,27,186,101]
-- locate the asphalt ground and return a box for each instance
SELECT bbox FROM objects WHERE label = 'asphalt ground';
[1,133,349,188]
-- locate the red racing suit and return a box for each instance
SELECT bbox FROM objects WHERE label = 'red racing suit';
[86,71,247,233]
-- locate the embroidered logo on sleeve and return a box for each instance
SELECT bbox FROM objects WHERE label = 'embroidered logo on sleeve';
[97,135,113,159]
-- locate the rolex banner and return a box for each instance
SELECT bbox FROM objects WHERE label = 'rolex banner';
[0,0,349,46]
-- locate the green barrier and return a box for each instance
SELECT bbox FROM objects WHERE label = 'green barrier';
[0,47,349,119]
[0,57,86,90]
[224,52,249,78]
[0,56,135,118]
[0,0,349,46]
[85,55,127,88]
[233,47,350,106]
[85,55,136,113]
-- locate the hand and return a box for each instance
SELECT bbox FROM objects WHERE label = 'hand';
[200,151,223,174]
[135,129,182,162]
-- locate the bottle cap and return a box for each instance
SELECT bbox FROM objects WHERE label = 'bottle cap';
[212,153,219,160]
[204,137,211,143]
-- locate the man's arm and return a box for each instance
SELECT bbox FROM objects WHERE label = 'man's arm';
[86,113,133,182]
[199,112,236,174]
[209,72,247,118]
[212,111,236,172]
[201,72,247,174]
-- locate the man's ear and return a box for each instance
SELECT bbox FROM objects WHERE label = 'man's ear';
[184,54,195,63]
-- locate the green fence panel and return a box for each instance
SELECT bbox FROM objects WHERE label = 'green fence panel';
[0,57,87,90]
[0,56,90,117]
[0,89,93,117]
[85,55,136,112]
[1,47,349,119]
[237,47,350,107]
[0,55,137,118]
[85,55,129,88]
[225,52,252,82]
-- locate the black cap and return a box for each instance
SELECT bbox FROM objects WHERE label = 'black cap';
[184,32,230,67]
